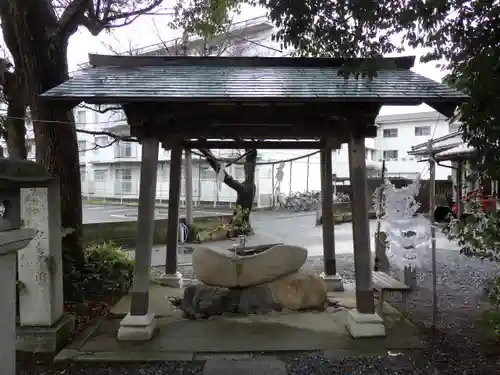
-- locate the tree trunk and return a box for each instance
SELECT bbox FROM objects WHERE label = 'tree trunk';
[232,149,257,234]
[5,102,27,159]
[197,147,258,235]
[1,0,84,300]
[2,70,27,159]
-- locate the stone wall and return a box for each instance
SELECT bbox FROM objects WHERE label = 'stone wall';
[82,215,231,247]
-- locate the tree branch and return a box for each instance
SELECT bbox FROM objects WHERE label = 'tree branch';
[82,0,164,36]
[76,128,138,153]
[79,103,122,114]
[58,0,91,40]
[79,137,118,153]
[76,128,136,142]
[197,148,243,192]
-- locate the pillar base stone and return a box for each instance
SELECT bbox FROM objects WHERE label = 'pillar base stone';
[320,273,344,291]
[158,271,183,288]
[346,310,386,338]
[117,313,156,341]
[16,313,75,353]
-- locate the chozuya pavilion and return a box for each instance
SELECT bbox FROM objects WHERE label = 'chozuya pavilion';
[41,54,467,340]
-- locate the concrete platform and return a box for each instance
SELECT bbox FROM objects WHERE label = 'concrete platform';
[55,284,423,363]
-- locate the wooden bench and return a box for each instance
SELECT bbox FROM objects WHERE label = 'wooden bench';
[372,271,411,320]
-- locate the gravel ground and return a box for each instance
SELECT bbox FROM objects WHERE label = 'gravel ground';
[17,352,437,374]
[19,248,500,374]
[18,361,205,375]
[284,351,436,374]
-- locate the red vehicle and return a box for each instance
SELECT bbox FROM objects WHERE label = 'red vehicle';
[452,190,497,217]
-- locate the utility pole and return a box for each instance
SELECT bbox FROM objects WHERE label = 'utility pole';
[428,139,438,330]
[271,163,276,209]
[306,156,310,191]
[182,30,194,225]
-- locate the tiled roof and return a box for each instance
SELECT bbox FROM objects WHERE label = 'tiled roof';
[409,131,465,156]
[42,55,468,104]
[435,144,475,160]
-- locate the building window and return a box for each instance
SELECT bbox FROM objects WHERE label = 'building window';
[76,110,86,127]
[94,170,107,181]
[383,150,399,161]
[383,128,398,138]
[115,168,132,194]
[415,126,431,136]
[114,141,133,158]
[80,168,87,181]
[116,168,132,181]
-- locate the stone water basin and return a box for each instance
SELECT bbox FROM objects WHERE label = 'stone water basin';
[192,243,308,288]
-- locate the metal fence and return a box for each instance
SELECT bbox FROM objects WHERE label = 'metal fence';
[79,153,424,210]
[79,156,322,209]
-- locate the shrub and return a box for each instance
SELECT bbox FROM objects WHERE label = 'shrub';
[480,277,500,339]
[187,223,206,242]
[231,205,252,235]
[444,194,500,338]
[80,241,134,299]
[445,195,500,262]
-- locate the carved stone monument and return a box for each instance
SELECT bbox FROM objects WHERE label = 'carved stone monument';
[0,155,74,354]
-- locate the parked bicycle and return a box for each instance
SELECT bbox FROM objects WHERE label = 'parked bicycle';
[273,191,321,212]
[333,192,350,203]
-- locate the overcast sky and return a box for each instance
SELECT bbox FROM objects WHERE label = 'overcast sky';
[65,5,446,116]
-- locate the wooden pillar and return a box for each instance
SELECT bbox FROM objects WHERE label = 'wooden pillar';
[320,147,336,275]
[348,134,375,314]
[118,138,158,341]
[159,142,183,288]
[320,144,343,291]
[184,149,194,226]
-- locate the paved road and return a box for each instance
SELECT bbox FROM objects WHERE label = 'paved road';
[83,204,231,223]
[84,204,458,260]
[143,210,458,266]
[246,213,457,257]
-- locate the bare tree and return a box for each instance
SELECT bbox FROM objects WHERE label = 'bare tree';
[85,18,275,232]
[0,0,164,300]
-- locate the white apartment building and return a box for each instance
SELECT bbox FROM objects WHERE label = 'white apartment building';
[254,110,458,198]
[79,109,457,206]
[79,16,279,205]
[0,16,460,206]
[375,111,458,180]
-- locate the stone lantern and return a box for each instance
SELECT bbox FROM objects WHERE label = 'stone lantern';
[0,153,53,375]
